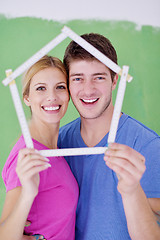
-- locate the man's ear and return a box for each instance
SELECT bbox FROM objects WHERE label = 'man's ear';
[112,74,119,90]
[23,95,30,107]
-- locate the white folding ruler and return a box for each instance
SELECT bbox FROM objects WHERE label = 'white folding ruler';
[6,69,34,149]
[2,26,132,157]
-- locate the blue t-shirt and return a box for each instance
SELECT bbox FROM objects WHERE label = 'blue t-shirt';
[58,113,160,240]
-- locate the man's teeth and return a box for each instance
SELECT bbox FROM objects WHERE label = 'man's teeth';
[44,106,60,111]
[82,99,98,103]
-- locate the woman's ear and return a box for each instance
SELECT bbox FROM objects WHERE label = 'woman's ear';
[23,95,30,107]
[112,74,119,90]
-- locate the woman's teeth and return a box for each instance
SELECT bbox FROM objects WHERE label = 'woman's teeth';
[44,106,60,111]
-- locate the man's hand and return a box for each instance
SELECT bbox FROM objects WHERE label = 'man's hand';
[22,222,46,239]
[22,234,46,240]
[104,143,146,196]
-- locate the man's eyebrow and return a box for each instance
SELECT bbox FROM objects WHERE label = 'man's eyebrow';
[70,73,83,77]
[92,72,108,76]
[70,72,108,77]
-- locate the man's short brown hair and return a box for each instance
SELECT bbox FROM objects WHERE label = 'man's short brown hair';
[63,33,118,82]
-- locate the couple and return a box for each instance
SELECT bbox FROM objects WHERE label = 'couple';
[0,33,160,240]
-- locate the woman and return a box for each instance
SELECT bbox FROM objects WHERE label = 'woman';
[0,56,79,240]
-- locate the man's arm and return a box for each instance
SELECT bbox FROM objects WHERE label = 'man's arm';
[122,186,160,240]
[148,198,160,226]
[104,143,160,240]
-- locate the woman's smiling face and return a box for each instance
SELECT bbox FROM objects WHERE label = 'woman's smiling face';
[24,67,69,126]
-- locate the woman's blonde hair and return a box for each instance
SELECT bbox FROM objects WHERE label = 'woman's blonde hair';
[22,55,67,98]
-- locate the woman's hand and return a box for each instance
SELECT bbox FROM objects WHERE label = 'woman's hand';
[16,148,51,199]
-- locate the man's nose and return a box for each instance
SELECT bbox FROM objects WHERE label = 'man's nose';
[83,80,95,95]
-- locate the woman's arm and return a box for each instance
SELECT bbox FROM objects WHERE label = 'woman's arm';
[0,149,50,240]
[0,187,35,240]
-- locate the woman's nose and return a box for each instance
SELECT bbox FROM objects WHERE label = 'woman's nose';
[46,90,57,101]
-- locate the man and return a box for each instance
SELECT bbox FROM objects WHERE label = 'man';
[58,33,160,239]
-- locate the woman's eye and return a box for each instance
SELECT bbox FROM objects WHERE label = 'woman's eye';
[57,85,66,89]
[36,86,46,91]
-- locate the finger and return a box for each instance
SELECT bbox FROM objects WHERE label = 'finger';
[28,163,51,177]
[18,149,49,164]
[23,154,49,166]
[17,155,49,173]
[17,152,49,172]
[16,154,51,179]
[25,220,31,227]
[17,159,51,178]
[32,234,46,240]
[17,164,51,185]
[105,156,146,180]
[18,148,37,161]
[104,152,146,175]
[108,143,145,162]
[22,235,35,240]
[106,143,145,168]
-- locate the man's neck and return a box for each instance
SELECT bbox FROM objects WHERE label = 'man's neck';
[80,107,114,147]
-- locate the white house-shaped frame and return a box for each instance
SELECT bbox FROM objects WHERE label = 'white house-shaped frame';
[2,26,132,157]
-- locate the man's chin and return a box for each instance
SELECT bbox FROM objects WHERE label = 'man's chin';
[80,112,102,120]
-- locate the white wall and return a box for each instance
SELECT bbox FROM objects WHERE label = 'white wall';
[0,0,160,27]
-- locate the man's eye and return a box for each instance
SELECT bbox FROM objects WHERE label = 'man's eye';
[36,86,45,91]
[74,78,81,81]
[96,76,105,80]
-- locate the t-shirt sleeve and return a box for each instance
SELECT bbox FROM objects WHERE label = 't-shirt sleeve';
[140,137,160,198]
[2,151,21,192]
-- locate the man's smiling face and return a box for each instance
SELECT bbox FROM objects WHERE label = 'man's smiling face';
[69,59,117,120]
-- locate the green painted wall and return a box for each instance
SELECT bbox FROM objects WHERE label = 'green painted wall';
[0,15,160,215]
